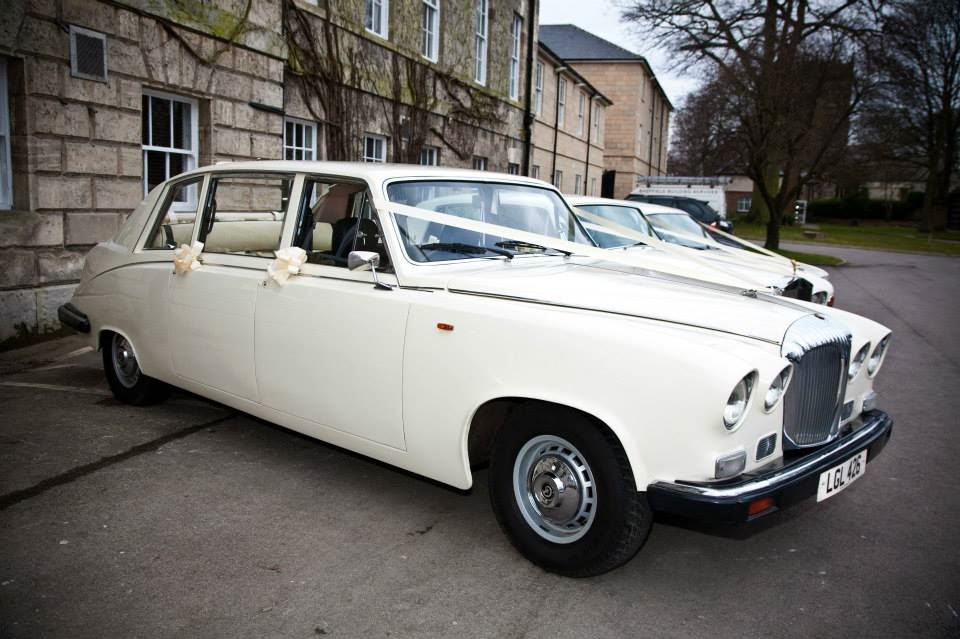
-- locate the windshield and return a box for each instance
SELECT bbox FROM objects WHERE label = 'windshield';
[646,212,715,243]
[574,204,654,248]
[386,180,593,262]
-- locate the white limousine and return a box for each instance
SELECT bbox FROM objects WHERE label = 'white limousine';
[59,162,894,577]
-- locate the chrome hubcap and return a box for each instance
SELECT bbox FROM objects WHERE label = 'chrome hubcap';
[513,435,596,544]
[112,335,140,389]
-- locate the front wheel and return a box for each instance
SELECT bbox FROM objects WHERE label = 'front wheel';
[489,404,652,577]
[102,332,170,406]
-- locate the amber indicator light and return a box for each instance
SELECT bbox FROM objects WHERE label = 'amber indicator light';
[437,323,455,331]
[747,497,775,517]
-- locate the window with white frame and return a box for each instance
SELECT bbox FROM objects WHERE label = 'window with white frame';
[507,163,520,175]
[283,118,317,161]
[472,156,487,171]
[509,13,522,100]
[590,177,597,195]
[574,174,582,194]
[592,105,601,141]
[419,145,439,166]
[531,165,540,179]
[557,77,566,127]
[737,196,752,213]
[422,0,439,61]
[362,134,387,162]
[142,90,198,203]
[365,0,389,39]
[0,59,12,210]
[474,0,488,85]
[534,62,544,116]
[553,170,563,190]
[577,91,585,136]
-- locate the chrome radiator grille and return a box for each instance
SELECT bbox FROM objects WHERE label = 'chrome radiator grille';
[781,316,851,448]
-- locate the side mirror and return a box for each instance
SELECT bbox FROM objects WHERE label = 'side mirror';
[347,250,380,271]
[347,250,393,291]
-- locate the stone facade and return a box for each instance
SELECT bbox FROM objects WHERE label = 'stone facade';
[567,60,671,199]
[531,45,607,196]
[0,0,536,343]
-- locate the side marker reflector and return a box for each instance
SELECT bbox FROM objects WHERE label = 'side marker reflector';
[748,497,775,517]
[437,323,454,331]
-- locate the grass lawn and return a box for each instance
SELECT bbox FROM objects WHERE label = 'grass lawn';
[735,221,960,256]
[773,248,846,267]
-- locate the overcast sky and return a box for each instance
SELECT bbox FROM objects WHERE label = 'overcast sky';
[538,0,701,108]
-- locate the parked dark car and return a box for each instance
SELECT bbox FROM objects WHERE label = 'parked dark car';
[626,194,734,234]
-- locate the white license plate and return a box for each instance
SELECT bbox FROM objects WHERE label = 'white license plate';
[816,450,868,502]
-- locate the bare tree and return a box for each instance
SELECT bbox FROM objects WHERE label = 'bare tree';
[667,73,744,176]
[622,0,877,248]
[859,0,960,231]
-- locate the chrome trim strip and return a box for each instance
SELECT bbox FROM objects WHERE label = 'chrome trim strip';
[447,288,782,346]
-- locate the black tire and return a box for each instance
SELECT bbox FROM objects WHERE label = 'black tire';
[102,331,170,406]
[489,404,652,577]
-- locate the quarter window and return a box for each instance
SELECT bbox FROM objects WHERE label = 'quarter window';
[142,90,198,206]
[0,59,12,210]
[474,0,488,85]
[362,134,387,163]
[557,78,566,127]
[283,118,317,161]
[422,0,439,61]
[198,174,293,257]
[509,14,522,100]
[144,177,203,249]
[365,0,389,38]
[534,62,544,116]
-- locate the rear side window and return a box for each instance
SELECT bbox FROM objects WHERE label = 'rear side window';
[144,177,203,249]
[197,174,293,257]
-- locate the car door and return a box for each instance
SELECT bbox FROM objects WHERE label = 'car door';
[254,176,410,450]
[167,171,297,401]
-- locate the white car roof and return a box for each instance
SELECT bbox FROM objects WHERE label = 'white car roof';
[565,195,688,216]
[174,160,553,189]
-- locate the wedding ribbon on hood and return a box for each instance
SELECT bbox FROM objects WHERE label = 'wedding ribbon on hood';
[267,246,307,285]
[388,202,774,293]
[173,241,203,274]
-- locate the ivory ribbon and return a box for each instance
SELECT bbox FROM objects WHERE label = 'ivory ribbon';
[267,246,307,285]
[388,202,773,292]
[173,241,204,274]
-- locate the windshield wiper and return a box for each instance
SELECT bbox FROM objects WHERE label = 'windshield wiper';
[418,242,513,259]
[495,240,572,256]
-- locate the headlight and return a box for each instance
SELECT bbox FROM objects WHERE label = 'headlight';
[867,335,891,376]
[723,372,755,431]
[848,343,870,380]
[763,365,793,412]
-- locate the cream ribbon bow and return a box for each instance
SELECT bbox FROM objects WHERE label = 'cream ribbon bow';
[173,241,204,274]
[267,246,307,285]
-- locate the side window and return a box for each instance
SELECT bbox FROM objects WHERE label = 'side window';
[292,178,390,269]
[198,174,293,257]
[144,177,203,249]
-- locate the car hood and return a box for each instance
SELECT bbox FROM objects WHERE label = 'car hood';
[439,258,814,345]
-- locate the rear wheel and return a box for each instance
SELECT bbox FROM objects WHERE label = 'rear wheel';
[489,404,652,577]
[102,332,170,405]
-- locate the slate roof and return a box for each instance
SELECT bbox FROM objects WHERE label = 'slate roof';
[539,24,643,61]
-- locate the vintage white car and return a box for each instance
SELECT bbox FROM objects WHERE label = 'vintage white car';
[59,162,893,577]
[567,195,836,306]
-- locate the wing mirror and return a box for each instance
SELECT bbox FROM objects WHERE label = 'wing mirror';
[348,251,394,291]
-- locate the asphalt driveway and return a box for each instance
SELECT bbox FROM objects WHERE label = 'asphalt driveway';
[1,245,958,638]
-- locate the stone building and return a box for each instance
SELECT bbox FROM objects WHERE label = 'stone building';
[539,24,672,199]
[0,0,537,343]
[531,41,609,196]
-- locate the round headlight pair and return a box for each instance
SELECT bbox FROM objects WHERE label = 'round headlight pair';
[723,373,756,431]
[763,365,793,412]
[848,343,870,380]
[868,335,891,375]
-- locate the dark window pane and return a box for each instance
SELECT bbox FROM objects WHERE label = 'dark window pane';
[169,153,185,180]
[151,97,171,148]
[141,95,149,145]
[145,150,166,193]
[173,101,191,150]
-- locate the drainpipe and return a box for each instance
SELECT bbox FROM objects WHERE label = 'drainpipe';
[584,94,594,195]
[551,67,565,185]
[521,0,538,176]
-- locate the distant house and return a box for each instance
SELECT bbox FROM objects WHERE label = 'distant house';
[539,24,672,199]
